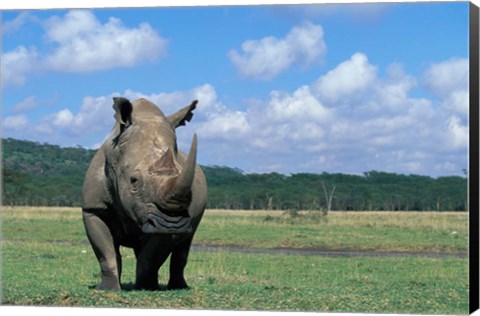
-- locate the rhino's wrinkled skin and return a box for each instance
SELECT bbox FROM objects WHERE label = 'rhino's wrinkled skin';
[82,97,207,291]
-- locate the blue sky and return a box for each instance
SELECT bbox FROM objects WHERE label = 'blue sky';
[1,2,470,176]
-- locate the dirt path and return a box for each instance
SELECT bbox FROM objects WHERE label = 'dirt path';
[191,244,468,259]
[46,239,467,259]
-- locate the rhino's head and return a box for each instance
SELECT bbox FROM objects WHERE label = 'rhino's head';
[104,97,200,235]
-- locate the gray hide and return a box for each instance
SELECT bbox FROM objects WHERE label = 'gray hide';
[82,97,207,291]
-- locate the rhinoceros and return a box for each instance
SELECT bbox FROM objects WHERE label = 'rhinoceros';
[82,97,207,291]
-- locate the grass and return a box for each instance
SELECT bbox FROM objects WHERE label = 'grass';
[0,206,470,314]
[195,209,468,253]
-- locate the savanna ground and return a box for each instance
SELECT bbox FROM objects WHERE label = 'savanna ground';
[1,207,469,314]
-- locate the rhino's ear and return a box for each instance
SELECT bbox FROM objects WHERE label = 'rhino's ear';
[167,100,197,129]
[112,97,133,127]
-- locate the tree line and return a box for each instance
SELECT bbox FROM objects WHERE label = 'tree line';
[203,166,467,211]
[2,138,468,211]
[2,138,95,206]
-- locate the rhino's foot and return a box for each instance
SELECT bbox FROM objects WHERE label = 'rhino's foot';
[96,281,121,291]
[96,271,121,291]
[167,278,190,291]
[134,282,160,291]
[134,273,160,291]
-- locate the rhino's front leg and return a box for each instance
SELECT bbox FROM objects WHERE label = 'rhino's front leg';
[167,235,193,290]
[83,209,122,291]
[134,236,172,290]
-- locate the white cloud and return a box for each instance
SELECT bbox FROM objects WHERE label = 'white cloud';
[198,111,250,139]
[44,10,99,43]
[70,96,114,132]
[268,85,331,122]
[7,53,468,177]
[42,10,167,73]
[36,95,113,140]
[186,85,252,140]
[423,58,468,97]
[2,114,29,131]
[2,46,38,87]
[124,84,251,143]
[53,109,75,127]
[245,54,466,175]
[228,21,326,80]
[124,84,223,117]
[442,90,468,117]
[12,96,38,113]
[35,84,248,146]
[240,84,334,155]
[312,53,377,104]
[422,58,468,152]
[1,10,167,87]
[1,12,33,34]
[447,116,468,149]
[424,58,469,118]
[377,63,417,107]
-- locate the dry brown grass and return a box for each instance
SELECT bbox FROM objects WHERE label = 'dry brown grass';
[1,206,82,220]
[205,209,468,230]
[2,206,467,232]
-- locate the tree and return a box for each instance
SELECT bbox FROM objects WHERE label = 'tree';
[321,182,336,215]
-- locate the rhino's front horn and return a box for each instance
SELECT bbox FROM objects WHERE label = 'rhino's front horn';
[173,133,197,198]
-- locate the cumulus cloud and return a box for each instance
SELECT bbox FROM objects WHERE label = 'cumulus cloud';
[443,90,468,117]
[64,95,114,134]
[235,54,466,175]
[422,58,469,152]
[124,84,224,116]
[42,10,167,73]
[1,10,167,86]
[32,84,251,148]
[6,53,468,176]
[228,21,326,80]
[52,109,75,128]
[124,84,251,141]
[447,116,468,149]
[268,85,331,122]
[2,46,38,87]
[2,114,29,131]
[423,58,468,97]
[312,52,377,104]
[1,12,33,35]
[198,111,250,140]
[373,63,417,110]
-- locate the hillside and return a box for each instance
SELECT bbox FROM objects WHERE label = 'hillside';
[2,138,96,206]
[1,138,468,211]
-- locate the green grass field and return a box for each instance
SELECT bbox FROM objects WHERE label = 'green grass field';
[1,207,469,314]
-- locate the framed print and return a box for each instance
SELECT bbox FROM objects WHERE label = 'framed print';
[1,1,479,315]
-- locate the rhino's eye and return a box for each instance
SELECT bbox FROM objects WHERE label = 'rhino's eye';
[130,172,142,192]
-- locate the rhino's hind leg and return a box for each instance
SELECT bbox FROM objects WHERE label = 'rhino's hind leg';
[167,236,193,290]
[83,210,122,291]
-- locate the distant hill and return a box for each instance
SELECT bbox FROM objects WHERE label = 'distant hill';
[2,138,96,206]
[1,138,468,211]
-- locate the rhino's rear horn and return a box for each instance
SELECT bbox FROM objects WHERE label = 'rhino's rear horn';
[149,148,178,176]
[172,133,197,198]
